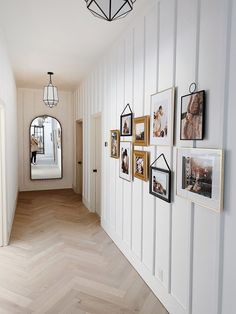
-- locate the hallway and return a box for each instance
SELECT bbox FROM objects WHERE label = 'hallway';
[0,190,168,314]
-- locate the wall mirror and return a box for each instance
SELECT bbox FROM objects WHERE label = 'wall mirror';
[30,115,62,180]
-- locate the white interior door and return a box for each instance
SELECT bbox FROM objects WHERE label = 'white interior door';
[76,121,83,195]
[91,114,102,216]
[0,103,7,246]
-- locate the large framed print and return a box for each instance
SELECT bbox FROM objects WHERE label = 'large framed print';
[110,130,120,159]
[133,150,149,181]
[119,141,133,181]
[133,116,150,146]
[150,87,175,146]
[149,166,171,203]
[180,90,205,140]
[177,148,224,212]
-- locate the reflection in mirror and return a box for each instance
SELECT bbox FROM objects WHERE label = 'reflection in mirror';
[30,115,62,180]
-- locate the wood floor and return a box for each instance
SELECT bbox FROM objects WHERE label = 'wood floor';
[0,189,168,314]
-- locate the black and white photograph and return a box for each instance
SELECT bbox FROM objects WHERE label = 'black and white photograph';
[177,148,224,211]
[110,129,120,159]
[180,90,205,140]
[119,141,132,181]
[149,167,171,203]
[120,113,133,136]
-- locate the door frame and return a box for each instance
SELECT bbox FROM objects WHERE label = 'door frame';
[0,101,7,246]
[90,113,102,214]
[75,119,83,195]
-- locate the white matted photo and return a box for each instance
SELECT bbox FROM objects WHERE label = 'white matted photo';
[119,141,132,182]
[176,148,224,212]
[150,88,175,146]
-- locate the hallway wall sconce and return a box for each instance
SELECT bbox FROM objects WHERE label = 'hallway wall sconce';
[84,0,136,22]
[43,72,59,108]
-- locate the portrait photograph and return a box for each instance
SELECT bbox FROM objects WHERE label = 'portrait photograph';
[177,148,224,212]
[133,116,150,146]
[149,167,171,203]
[150,87,175,146]
[180,90,205,140]
[133,150,149,181]
[110,129,120,159]
[120,113,133,136]
[119,141,132,181]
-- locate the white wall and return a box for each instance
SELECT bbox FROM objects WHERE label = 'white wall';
[0,29,18,242]
[18,88,74,191]
[74,0,235,313]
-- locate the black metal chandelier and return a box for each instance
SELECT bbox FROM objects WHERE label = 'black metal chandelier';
[43,72,59,108]
[84,0,136,22]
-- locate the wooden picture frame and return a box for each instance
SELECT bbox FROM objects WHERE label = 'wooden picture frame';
[176,148,224,212]
[110,129,120,158]
[180,90,205,140]
[149,166,171,203]
[150,87,175,146]
[133,150,149,181]
[119,141,133,181]
[133,115,150,146]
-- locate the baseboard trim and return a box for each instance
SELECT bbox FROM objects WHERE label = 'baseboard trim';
[101,218,186,314]
[6,191,19,245]
[82,197,91,211]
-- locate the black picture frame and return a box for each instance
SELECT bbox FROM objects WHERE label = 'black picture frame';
[149,166,171,203]
[120,112,133,136]
[180,90,205,140]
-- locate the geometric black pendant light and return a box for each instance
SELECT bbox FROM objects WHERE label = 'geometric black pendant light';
[43,72,59,108]
[84,0,136,22]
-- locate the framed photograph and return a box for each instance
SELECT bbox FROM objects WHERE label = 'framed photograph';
[133,150,149,181]
[120,112,133,136]
[180,90,205,140]
[149,167,171,203]
[110,130,120,158]
[177,148,224,212]
[133,116,150,146]
[150,87,175,146]
[119,141,133,181]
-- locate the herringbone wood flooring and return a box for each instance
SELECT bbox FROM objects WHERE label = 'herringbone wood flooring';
[0,189,168,314]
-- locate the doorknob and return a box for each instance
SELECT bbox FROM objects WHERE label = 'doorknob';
[78,161,82,164]
[93,169,97,173]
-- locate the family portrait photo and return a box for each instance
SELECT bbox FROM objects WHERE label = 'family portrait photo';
[119,141,132,181]
[133,116,149,146]
[133,151,148,181]
[149,167,171,202]
[110,130,120,158]
[150,88,174,146]
[177,148,224,212]
[120,113,132,136]
[180,90,205,140]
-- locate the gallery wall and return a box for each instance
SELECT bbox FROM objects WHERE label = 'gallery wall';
[0,29,18,242]
[18,88,74,191]
[74,0,235,313]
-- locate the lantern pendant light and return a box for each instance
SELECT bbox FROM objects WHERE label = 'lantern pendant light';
[84,0,136,22]
[43,72,59,108]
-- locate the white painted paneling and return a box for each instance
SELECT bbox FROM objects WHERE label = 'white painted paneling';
[73,1,235,313]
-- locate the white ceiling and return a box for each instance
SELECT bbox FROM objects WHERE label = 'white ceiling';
[0,0,148,91]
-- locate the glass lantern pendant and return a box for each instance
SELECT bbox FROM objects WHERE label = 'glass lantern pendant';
[84,0,136,22]
[43,72,59,108]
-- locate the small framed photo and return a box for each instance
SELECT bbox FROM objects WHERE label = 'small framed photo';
[180,90,205,140]
[150,87,175,146]
[120,112,133,136]
[133,116,150,146]
[119,141,133,181]
[133,150,149,181]
[177,148,224,212]
[110,130,120,159]
[149,166,171,203]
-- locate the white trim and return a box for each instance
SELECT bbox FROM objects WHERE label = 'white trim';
[0,102,7,246]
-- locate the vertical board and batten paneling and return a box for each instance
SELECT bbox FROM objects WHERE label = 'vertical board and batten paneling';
[122,31,133,247]
[142,3,158,274]
[73,0,233,313]
[131,18,145,259]
[115,42,125,239]
[154,0,176,293]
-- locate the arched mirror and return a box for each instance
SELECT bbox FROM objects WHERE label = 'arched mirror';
[30,115,62,180]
